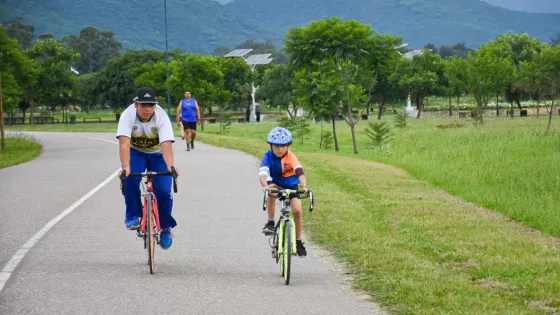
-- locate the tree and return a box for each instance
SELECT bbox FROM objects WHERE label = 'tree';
[293,60,344,151]
[392,49,443,119]
[169,54,229,117]
[24,39,80,124]
[91,49,168,110]
[443,57,468,116]
[3,17,34,50]
[463,45,515,123]
[360,33,402,119]
[521,45,560,132]
[285,17,383,154]
[62,26,122,74]
[0,25,26,152]
[212,46,231,57]
[217,57,251,113]
[256,64,300,117]
[488,33,543,110]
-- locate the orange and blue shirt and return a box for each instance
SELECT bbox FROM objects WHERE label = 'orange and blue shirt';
[259,150,304,188]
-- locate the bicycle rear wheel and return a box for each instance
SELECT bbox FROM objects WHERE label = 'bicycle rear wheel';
[147,195,156,274]
[282,220,292,285]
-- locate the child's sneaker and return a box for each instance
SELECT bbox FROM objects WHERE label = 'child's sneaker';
[296,240,307,257]
[262,221,275,235]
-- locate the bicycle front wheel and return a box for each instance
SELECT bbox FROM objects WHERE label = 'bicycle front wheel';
[147,195,156,274]
[282,220,292,285]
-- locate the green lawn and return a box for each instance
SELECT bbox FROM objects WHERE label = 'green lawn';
[0,135,43,168]
[201,115,560,238]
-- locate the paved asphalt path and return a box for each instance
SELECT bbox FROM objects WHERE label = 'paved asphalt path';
[0,131,383,315]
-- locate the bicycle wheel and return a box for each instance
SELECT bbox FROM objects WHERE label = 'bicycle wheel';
[282,220,292,285]
[273,222,280,264]
[147,194,156,274]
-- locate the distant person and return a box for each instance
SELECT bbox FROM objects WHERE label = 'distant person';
[176,91,201,151]
[245,102,251,122]
[255,104,261,122]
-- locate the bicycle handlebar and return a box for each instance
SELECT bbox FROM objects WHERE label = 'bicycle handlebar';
[262,188,314,212]
[119,166,178,195]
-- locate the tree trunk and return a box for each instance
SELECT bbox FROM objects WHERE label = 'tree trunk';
[331,113,339,152]
[510,101,514,119]
[377,94,385,120]
[0,72,5,154]
[448,96,452,117]
[416,95,424,119]
[29,99,35,125]
[347,100,358,154]
[547,108,553,133]
[496,95,500,116]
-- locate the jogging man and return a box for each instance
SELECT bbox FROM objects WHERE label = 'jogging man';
[176,91,201,151]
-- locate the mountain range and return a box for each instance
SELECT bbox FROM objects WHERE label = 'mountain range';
[1,0,558,53]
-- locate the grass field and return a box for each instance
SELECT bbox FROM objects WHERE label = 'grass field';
[200,115,560,239]
[199,133,560,314]
[0,135,43,169]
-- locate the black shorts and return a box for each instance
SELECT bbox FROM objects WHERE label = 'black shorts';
[267,182,300,199]
[182,121,197,131]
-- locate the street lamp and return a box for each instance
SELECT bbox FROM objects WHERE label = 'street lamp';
[164,0,171,117]
[224,49,273,122]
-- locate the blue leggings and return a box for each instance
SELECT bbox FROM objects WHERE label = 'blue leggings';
[124,148,176,229]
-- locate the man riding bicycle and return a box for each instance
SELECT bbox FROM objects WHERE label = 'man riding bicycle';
[116,87,180,250]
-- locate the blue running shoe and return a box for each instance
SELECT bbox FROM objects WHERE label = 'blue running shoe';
[160,229,173,250]
[125,217,140,230]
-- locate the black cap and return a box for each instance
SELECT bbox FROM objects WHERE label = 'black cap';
[135,87,157,104]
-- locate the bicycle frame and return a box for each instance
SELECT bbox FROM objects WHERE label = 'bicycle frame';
[119,168,178,274]
[263,187,314,285]
[139,177,161,236]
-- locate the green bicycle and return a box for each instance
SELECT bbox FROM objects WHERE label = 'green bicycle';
[263,187,314,285]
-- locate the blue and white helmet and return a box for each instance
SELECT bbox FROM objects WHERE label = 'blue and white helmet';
[267,127,293,145]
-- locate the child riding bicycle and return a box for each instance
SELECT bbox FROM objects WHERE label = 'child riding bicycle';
[259,127,310,257]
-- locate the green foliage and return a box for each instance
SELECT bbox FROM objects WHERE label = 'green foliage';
[218,112,232,134]
[364,122,393,148]
[393,110,409,129]
[256,64,298,115]
[277,116,297,130]
[169,54,229,108]
[292,116,311,146]
[62,26,122,74]
[276,116,311,146]
[2,17,34,49]
[319,130,333,150]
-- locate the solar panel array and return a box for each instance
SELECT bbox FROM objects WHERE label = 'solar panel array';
[245,54,273,65]
[224,49,253,58]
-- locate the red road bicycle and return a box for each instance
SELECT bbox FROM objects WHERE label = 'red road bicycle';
[120,167,178,274]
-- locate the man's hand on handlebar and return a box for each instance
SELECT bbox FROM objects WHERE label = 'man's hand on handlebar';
[118,167,131,179]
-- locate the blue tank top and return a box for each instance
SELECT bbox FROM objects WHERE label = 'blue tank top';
[181,98,197,122]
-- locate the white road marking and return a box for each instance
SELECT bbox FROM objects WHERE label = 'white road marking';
[0,134,121,293]
[79,136,119,145]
